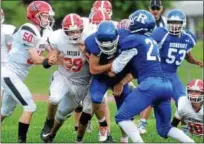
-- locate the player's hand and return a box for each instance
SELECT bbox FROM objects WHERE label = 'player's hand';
[196,61,203,67]
[107,71,116,77]
[113,82,123,97]
[48,55,57,65]
[63,59,73,69]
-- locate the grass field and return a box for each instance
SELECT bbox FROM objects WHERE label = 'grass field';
[1,41,203,143]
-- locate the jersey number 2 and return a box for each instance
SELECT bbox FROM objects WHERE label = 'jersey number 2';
[64,58,83,72]
[146,39,161,61]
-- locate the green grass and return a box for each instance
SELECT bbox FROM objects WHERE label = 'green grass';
[1,102,203,143]
[1,41,203,143]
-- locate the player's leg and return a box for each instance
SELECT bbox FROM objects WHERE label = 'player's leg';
[2,76,36,143]
[103,92,111,132]
[154,101,194,142]
[74,105,83,133]
[42,84,88,142]
[0,91,17,122]
[114,84,131,143]
[76,93,93,142]
[90,77,110,142]
[138,106,152,134]
[41,71,68,138]
[116,87,152,142]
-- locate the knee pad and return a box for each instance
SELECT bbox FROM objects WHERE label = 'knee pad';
[24,102,36,113]
[75,106,83,113]
[55,109,72,123]
[79,112,92,126]
[157,125,172,138]
[49,95,62,105]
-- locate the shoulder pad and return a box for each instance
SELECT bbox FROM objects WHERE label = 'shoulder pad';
[120,34,140,51]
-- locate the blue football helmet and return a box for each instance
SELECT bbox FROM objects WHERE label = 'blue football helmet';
[167,9,186,35]
[95,21,119,55]
[129,10,156,34]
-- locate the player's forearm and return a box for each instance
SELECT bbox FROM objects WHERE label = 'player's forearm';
[120,73,134,85]
[32,56,45,65]
[185,52,201,65]
[90,63,112,75]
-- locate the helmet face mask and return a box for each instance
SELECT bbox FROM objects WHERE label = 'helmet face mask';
[37,12,55,28]
[167,20,184,35]
[63,29,83,42]
[187,90,203,104]
[95,35,119,56]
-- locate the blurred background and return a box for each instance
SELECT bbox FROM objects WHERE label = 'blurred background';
[1,0,203,39]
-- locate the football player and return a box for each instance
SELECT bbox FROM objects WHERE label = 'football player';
[85,21,134,142]
[111,9,194,143]
[138,9,203,134]
[76,9,112,143]
[0,1,54,142]
[1,8,16,97]
[40,13,93,143]
[171,79,203,137]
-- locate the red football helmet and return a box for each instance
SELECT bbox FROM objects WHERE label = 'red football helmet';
[27,1,55,28]
[187,79,203,103]
[117,19,130,29]
[89,9,110,25]
[62,13,84,43]
[92,0,112,18]
[1,8,4,24]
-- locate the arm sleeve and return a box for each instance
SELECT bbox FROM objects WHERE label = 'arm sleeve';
[112,48,138,74]
[19,29,38,48]
[5,34,14,45]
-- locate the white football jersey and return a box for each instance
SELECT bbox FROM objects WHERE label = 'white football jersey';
[5,23,53,80]
[49,29,91,85]
[1,24,16,63]
[176,96,203,136]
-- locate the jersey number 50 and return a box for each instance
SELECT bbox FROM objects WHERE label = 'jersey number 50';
[64,58,83,72]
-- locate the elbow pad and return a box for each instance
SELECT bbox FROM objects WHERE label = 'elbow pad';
[42,58,52,69]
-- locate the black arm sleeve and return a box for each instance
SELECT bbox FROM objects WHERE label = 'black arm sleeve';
[171,117,181,127]
[42,58,52,69]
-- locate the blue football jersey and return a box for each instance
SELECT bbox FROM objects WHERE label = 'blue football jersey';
[120,33,164,83]
[85,28,130,64]
[151,27,197,73]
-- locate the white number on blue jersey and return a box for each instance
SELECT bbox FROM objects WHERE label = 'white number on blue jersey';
[166,48,186,65]
[146,38,161,61]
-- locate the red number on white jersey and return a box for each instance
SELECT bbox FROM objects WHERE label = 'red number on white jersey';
[64,57,83,72]
[187,121,203,136]
[23,32,33,43]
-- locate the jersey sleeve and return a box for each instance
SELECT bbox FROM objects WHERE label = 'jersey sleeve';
[184,31,197,52]
[5,34,14,45]
[151,27,168,43]
[119,34,139,51]
[18,26,38,48]
[85,33,101,56]
[48,30,60,51]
